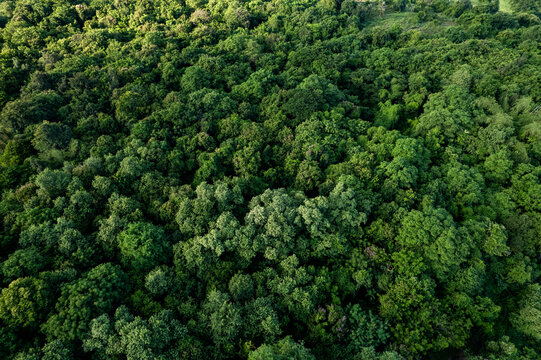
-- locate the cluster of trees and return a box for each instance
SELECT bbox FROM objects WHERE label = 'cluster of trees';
[0,0,540,359]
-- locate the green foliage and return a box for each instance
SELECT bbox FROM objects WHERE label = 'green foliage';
[0,277,50,328]
[83,306,187,360]
[32,122,72,152]
[42,263,128,341]
[145,266,173,297]
[35,168,71,198]
[41,340,74,360]
[396,206,469,280]
[228,273,254,302]
[1,246,47,282]
[508,0,541,13]
[202,290,242,352]
[348,305,390,351]
[0,0,540,359]
[117,222,170,272]
[353,346,404,360]
[181,66,212,93]
[249,337,315,360]
[510,284,541,341]
[0,91,62,134]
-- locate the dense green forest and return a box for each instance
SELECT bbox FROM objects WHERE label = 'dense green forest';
[0,0,540,358]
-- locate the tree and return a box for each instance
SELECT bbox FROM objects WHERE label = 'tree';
[483,150,513,183]
[41,340,74,360]
[352,346,404,360]
[202,290,242,352]
[117,222,170,272]
[443,162,485,218]
[0,91,62,134]
[42,263,128,341]
[175,182,243,237]
[233,145,261,178]
[378,274,471,354]
[224,2,251,30]
[0,277,50,328]
[0,138,32,167]
[347,305,390,351]
[244,297,282,342]
[509,0,541,13]
[145,266,173,297]
[510,284,541,341]
[248,337,315,360]
[395,206,470,280]
[268,255,317,320]
[113,86,150,124]
[83,306,187,360]
[413,84,479,151]
[374,100,401,129]
[35,168,71,198]
[482,222,510,257]
[181,66,212,93]
[228,273,254,302]
[243,189,306,262]
[282,75,345,122]
[32,122,72,152]
[508,164,541,212]
[295,160,322,191]
[64,190,95,228]
[1,247,47,282]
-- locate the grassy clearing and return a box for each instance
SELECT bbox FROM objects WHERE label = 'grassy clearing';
[499,0,513,13]
[362,11,455,35]
[363,12,418,28]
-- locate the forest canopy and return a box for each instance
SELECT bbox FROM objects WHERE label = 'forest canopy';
[0,0,540,359]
